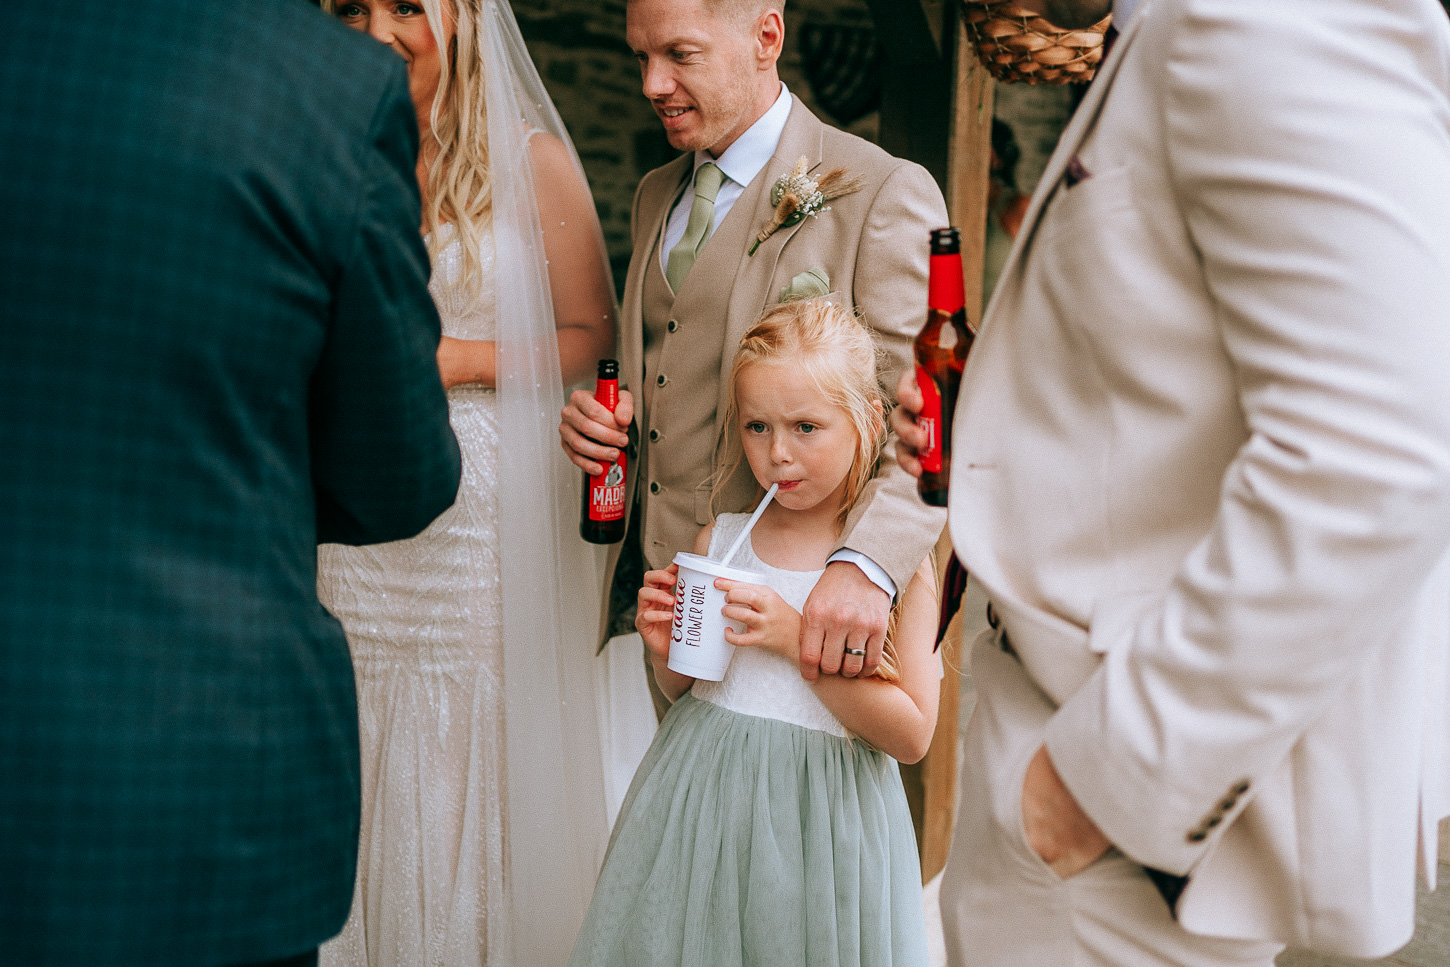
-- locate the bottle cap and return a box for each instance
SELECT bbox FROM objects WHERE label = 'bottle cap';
[929,227,961,255]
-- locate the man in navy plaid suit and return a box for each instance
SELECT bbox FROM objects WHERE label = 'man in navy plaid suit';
[0,2,461,964]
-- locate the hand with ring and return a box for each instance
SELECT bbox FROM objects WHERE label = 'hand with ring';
[799,561,890,680]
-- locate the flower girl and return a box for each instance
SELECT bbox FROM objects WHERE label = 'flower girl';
[569,296,940,967]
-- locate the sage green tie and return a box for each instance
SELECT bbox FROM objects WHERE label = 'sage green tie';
[665,162,725,291]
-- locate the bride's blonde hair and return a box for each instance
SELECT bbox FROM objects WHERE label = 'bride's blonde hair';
[323,0,494,289]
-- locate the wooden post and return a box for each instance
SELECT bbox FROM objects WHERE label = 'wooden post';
[863,0,997,886]
[914,22,996,887]
[946,25,995,324]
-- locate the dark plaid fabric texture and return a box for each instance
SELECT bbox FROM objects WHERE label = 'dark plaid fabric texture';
[0,2,461,964]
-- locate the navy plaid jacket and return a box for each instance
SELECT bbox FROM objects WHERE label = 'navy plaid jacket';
[0,2,461,963]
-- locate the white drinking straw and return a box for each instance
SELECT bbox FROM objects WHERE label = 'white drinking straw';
[718,483,779,567]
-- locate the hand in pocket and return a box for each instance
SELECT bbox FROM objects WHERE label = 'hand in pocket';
[1021,744,1112,879]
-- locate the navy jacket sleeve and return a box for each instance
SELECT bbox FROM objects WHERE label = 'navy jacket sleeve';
[310,67,461,546]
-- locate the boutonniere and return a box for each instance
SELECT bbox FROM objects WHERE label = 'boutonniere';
[748,157,864,256]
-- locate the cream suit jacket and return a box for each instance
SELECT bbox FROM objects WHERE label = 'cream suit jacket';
[605,97,948,625]
[950,0,1450,957]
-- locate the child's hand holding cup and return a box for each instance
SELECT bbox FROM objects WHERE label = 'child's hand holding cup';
[666,553,765,681]
[718,579,804,663]
[635,564,681,664]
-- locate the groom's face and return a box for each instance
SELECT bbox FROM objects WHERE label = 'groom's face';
[627,0,777,157]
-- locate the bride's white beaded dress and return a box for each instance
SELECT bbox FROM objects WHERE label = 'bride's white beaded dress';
[310,3,621,964]
[317,226,510,964]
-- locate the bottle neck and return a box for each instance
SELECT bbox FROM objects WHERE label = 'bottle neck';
[928,253,966,316]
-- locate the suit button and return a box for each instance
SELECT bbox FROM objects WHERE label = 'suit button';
[667,319,679,333]
[1187,828,1209,843]
[648,429,661,442]
[657,374,669,387]
[649,481,661,495]
[1231,780,1251,796]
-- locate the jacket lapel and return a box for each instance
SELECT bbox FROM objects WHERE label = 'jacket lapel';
[714,98,825,415]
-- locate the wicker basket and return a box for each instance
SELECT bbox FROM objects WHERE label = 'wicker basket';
[961,2,1111,85]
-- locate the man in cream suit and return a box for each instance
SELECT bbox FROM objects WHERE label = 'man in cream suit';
[895,0,1450,964]
[560,0,947,697]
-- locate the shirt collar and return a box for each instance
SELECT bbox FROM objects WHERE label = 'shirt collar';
[693,83,793,189]
[1113,0,1142,26]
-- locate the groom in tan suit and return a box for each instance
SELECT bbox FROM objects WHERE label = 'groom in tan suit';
[561,0,947,698]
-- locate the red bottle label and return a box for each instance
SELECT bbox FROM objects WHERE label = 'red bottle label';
[915,364,943,474]
[588,453,627,522]
[587,372,625,523]
[595,377,618,413]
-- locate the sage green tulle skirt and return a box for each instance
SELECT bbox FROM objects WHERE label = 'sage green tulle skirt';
[568,693,929,967]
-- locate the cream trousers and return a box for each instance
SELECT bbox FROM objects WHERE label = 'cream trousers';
[939,630,1283,967]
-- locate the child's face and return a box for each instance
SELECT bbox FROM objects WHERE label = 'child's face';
[736,360,858,516]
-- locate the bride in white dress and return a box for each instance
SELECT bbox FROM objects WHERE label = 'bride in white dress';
[315,1,619,963]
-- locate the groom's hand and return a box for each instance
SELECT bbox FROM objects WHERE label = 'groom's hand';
[1022,744,1112,879]
[560,387,634,476]
[891,368,928,480]
[799,562,890,681]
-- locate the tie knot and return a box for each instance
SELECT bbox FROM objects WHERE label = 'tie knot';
[694,162,724,203]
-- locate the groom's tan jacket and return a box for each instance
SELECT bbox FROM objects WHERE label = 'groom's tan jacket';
[603,97,948,632]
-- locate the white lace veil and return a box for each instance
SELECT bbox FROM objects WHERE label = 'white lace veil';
[478,1,613,960]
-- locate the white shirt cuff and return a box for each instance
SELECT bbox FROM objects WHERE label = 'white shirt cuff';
[826,549,897,601]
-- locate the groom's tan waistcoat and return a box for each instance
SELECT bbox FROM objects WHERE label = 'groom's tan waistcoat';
[602,98,948,633]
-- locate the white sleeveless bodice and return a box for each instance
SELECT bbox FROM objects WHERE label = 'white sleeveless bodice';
[428,222,495,340]
[691,514,850,738]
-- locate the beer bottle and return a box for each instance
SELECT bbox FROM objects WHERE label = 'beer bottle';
[914,227,975,506]
[580,359,628,543]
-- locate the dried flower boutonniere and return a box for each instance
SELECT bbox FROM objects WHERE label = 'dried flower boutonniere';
[748,157,864,256]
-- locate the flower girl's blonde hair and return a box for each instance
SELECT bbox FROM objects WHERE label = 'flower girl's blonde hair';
[715,296,907,680]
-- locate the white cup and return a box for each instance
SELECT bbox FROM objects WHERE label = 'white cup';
[666,552,764,681]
